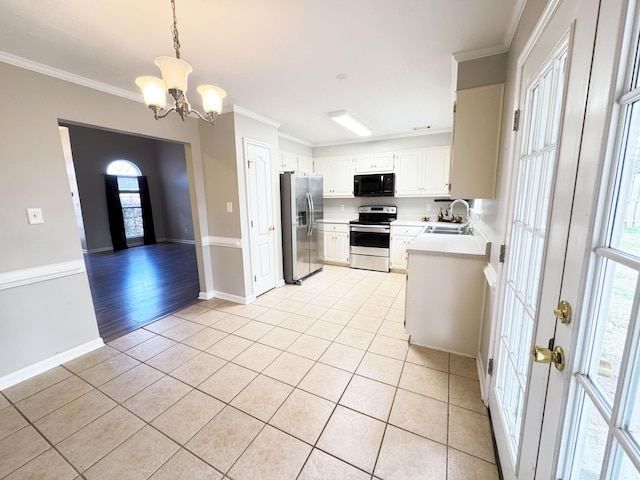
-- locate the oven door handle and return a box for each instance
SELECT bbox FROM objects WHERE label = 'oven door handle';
[350,226,391,233]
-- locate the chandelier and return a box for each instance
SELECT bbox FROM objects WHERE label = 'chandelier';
[135,0,226,125]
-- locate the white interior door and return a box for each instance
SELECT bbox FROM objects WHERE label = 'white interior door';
[245,139,277,297]
[489,0,600,478]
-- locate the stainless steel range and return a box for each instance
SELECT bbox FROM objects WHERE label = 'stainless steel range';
[349,206,397,272]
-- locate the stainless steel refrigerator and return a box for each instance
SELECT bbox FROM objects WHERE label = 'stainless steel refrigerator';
[280,172,324,284]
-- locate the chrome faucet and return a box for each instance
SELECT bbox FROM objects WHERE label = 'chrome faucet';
[450,199,470,230]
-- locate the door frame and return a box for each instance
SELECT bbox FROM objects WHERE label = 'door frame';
[243,137,279,298]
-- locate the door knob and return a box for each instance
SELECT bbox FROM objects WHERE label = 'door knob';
[268,226,275,231]
[531,345,565,371]
[554,300,572,324]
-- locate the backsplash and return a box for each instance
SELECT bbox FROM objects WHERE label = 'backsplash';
[323,197,465,222]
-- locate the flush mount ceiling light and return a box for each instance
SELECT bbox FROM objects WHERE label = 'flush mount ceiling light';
[135,0,226,125]
[329,110,372,137]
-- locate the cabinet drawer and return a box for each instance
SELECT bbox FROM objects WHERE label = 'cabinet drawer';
[323,223,349,233]
[391,225,424,237]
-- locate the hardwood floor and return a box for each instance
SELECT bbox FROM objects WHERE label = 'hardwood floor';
[84,242,200,342]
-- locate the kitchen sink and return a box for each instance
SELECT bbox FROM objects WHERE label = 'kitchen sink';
[424,225,473,235]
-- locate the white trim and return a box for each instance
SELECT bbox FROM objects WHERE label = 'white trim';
[483,263,498,292]
[231,105,282,128]
[0,260,86,291]
[163,238,196,245]
[452,0,526,63]
[0,338,104,390]
[198,290,215,300]
[214,290,254,305]
[202,236,244,248]
[278,132,314,147]
[0,51,141,103]
[502,0,528,49]
[85,246,113,254]
[452,45,509,63]
[314,129,451,148]
[517,0,563,69]
[477,354,488,403]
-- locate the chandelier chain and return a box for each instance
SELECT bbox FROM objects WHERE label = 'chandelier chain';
[170,0,181,59]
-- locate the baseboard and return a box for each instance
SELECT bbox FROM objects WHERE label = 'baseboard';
[86,246,113,254]
[214,290,253,305]
[198,290,215,300]
[163,238,196,245]
[199,290,254,305]
[276,279,285,288]
[477,355,489,406]
[0,338,105,390]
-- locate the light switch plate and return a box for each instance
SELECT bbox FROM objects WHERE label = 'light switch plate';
[27,208,44,224]
[226,202,233,213]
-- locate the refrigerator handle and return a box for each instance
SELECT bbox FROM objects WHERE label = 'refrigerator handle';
[305,192,312,237]
[309,191,315,235]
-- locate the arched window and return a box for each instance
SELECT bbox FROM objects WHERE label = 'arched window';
[107,160,144,239]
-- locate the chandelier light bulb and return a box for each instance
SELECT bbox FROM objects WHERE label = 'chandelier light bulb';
[197,85,227,114]
[135,76,166,108]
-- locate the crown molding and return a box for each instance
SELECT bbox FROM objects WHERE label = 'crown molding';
[452,44,509,63]
[278,132,314,147]
[452,0,526,63]
[313,128,451,148]
[503,0,527,48]
[0,51,142,103]
[231,105,282,128]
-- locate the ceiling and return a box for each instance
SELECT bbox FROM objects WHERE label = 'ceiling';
[0,0,524,145]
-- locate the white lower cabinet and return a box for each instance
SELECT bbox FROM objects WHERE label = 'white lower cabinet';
[323,223,349,265]
[405,250,486,356]
[390,225,426,271]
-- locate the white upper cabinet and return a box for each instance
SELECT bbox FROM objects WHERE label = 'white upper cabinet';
[279,151,314,173]
[354,152,395,173]
[297,155,313,173]
[450,83,504,199]
[314,155,354,197]
[395,147,450,197]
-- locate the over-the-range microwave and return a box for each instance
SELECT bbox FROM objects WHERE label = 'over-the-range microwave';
[353,173,395,197]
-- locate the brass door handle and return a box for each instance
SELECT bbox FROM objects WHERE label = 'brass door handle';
[268,226,275,231]
[531,345,565,371]
[554,300,572,324]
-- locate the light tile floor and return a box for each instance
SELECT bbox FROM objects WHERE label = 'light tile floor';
[0,265,500,480]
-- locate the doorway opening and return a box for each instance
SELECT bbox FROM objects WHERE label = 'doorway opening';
[59,123,201,341]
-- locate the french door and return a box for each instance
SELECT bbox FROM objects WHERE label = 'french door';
[489,0,601,477]
[491,0,640,477]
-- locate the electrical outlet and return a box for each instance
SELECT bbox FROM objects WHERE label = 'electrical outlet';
[26,208,44,225]
[426,204,431,212]
[341,204,345,211]
[226,202,233,213]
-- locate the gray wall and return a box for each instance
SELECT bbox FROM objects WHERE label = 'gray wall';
[0,60,209,381]
[456,53,508,91]
[156,141,195,243]
[66,125,160,250]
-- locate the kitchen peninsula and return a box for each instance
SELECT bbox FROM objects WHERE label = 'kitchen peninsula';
[404,230,490,357]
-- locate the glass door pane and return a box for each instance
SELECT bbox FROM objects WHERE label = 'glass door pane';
[493,45,568,461]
